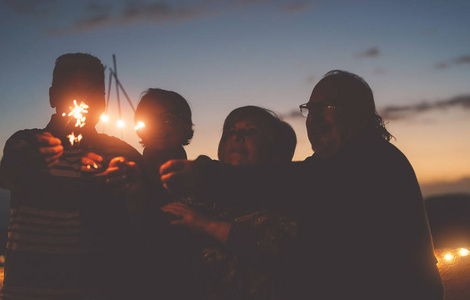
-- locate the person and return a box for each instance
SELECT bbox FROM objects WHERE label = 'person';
[0,53,142,300]
[127,88,198,299]
[160,71,444,299]
[161,105,299,299]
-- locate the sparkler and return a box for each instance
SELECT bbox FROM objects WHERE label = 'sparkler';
[63,100,88,146]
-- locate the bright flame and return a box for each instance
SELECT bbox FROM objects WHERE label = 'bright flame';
[117,120,125,128]
[443,253,454,262]
[67,133,82,146]
[100,114,109,122]
[134,121,145,130]
[459,248,469,257]
[68,100,89,128]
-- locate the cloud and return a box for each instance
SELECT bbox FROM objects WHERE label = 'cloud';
[49,1,211,34]
[282,2,312,14]
[355,47,380,59]
[0,0,58,17]
[282,94,470,121]
[435,54,470,69]
[454,54,470,65]
[379,95,470,121]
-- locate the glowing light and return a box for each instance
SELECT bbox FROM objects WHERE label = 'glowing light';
[100,114,109,122]
[117,120,125,128]
[459,248,469,257]
[67,133,82,146]
[443,253,454,262]
[134,121,145,130]
[68,100,89,128]
[62,113,66,117]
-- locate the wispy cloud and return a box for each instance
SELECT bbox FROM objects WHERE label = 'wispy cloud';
[380,95,470,120]
[49,1,212,35]
[282,2,312,14]
[355,47,380,59]
[282,94,470,120]
[435,54,470,69]
[0,0,58,17]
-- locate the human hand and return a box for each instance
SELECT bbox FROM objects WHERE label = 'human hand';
[96,157,146,211]
[159,159,196,194]
[80,152,104,173]
[31,132,63,168]
[160,202,210,232]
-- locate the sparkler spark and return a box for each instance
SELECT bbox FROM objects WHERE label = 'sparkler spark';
[67,133,82,146]
[63,100,88,146]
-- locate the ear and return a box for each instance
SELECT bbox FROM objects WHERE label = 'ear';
[49,86,56,108]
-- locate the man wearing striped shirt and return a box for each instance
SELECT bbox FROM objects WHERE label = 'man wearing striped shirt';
[0,53,142,299]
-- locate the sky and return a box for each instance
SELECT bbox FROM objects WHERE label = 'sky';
[0,0,469,198]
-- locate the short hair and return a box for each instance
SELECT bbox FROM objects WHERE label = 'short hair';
[52,53,105,87]
[218,105,296,163]
[135,88,194,146]
[318,70,393,142]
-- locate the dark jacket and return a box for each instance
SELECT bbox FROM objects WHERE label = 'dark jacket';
[191,133,444,299]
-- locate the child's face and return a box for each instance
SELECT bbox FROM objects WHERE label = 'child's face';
[135,102,188,150]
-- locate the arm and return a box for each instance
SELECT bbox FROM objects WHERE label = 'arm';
[0,131,63,190]
[160,156,306,208]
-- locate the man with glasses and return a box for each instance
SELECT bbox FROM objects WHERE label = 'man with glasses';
[160,70,444,299]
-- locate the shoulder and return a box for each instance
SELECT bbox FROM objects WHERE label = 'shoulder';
[3,128,44,151]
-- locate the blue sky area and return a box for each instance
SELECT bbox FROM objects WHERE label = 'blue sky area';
[0,0,469,198]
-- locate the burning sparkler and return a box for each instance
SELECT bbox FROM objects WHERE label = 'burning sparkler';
[63,100,89,146]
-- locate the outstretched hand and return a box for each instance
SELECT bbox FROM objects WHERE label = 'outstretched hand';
[84,155,146,211]
[161,202,210,232]
[161,202,231,244]
[159,159,196,194]
[32,132,63,168]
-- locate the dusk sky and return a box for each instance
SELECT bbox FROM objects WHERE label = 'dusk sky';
[0,0,469,197]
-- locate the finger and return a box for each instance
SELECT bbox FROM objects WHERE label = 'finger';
[159,159,187,176]
[36,133,61,146]
[109,157,126,168]
[160,171,186,185]
[38,145,63,156]
[160,206,184,216]
[44,151,63,163]
[85,152,103,163]
[81,157,102,169]
[46,159,60,168]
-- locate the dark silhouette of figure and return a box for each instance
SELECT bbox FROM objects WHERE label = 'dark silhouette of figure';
[126,88,198,299]
[0,53,142,299]
[161,106,299,299]
[160,71,444,299]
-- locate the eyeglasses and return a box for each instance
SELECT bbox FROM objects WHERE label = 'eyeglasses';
[299,102,337,117]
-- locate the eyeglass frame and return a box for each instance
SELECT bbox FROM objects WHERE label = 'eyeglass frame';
[299,101,337,117]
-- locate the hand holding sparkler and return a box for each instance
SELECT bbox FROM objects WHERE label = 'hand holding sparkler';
[32,132,63,168]
[90,156,146,211]
[80,152,105,173]
[160,159,196,194]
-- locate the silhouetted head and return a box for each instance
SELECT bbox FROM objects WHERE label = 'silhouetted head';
[304,70,391,158]
[135,88,193,150]
[218,106,296,166]
[49,53,105,130]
